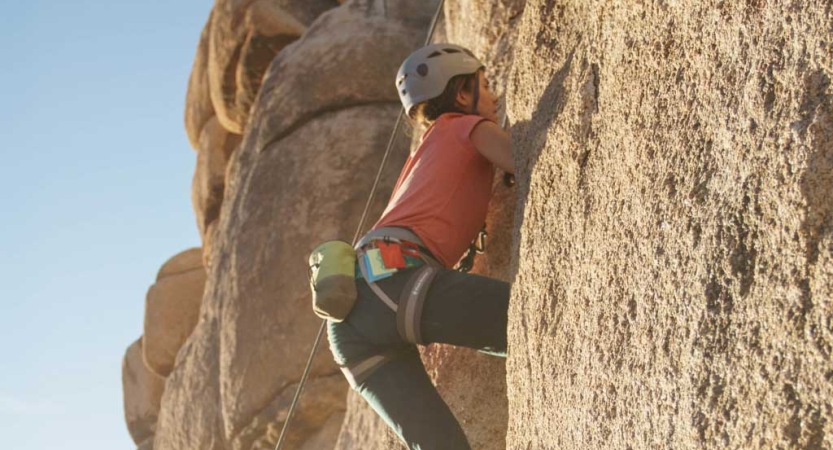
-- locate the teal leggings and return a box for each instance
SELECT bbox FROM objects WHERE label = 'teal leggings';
[327,267,510,450]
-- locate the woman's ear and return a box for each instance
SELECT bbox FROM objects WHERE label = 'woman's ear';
[455,87,472,110]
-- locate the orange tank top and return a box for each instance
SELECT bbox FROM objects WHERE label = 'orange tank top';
[373,113,494,268]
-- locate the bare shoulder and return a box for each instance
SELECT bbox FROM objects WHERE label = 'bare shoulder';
[469,119,506,144]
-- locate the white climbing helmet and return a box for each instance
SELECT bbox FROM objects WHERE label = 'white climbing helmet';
[395,43,484,115]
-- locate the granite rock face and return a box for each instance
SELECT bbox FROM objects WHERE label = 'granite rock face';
[152,2,436,449]
[506,1,833,448]
[408,2,526,449]
[123,248,205,448]
[185,1,336,266]
[127,0,832,449]
[123,339,165,445]
[194,0,334,136]
[191,117,241,265]
[143,248,206,377]
[333,2,523,447]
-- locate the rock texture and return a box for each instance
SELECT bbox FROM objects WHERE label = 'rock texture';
[506,1,832,448]
[124,246,208,448]
[411,2,526,448]
[186,1,337,266]
[125,0,832,449]
[143,248,206,377]
[189,0,334,137]
[152,2,437,449]
[192,117,241,264]
[334,3,524,448]
[333,391,403,450]
[123,339,165,445]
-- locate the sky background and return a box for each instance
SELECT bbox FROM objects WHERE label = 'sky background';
[1,1,213,448]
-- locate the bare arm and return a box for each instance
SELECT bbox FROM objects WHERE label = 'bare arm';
[470,120,514,174]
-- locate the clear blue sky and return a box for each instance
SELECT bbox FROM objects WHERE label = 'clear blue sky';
[1,1,212,448]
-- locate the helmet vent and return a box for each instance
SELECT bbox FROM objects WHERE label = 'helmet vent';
[416,63,429,76]
[443,48,461,54]
[426,51,443,58]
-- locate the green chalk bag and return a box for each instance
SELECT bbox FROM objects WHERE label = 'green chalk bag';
[308,240,358,322]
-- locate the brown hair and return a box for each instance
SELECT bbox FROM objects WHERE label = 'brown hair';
[408,70,480,125]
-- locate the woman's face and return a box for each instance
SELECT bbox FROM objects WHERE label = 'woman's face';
[457,70,500,123]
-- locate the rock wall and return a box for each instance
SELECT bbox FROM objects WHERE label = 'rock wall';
[186,0,334,265]
[505,0,832,448]
[123,338,165,449]
[124,0,832,449]
[122,248,207,448]
[333,2,524,448]
[127,2,440,450]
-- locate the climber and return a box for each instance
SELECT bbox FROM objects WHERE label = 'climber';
[326,43,513,450]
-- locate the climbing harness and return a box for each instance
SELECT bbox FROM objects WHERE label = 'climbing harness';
[333,227,444,388]
[274,2,447,449]
[354,227,442,312]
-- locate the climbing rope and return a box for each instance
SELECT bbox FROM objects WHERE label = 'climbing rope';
[274,1,446,448]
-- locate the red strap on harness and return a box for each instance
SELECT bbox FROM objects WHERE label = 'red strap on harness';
[377,242,407,269]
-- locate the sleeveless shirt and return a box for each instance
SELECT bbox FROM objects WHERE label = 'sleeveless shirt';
[373,113,494,268]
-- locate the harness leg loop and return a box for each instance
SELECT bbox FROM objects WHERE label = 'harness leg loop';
[396,266,439,345]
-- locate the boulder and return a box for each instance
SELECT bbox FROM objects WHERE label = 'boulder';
[297,411,345,450]
[184,11,215,150]
[158,104,407,450]
[444,0,525,86]
[203,220,222,270]
[155,3,434,448]
[192,117,241,260]
[139,1,833,449]
[231,374,346,450]
[205,0,334,133]
[506,0,833,447]
[122,339,165,445]
[336,2,527,448]
[143,248,207,377]
[333,1,524,447]
[186,1,336,140]
[154,317,224,450]
[249,0,437,152]
[418,345,508,450]
[156,247,202,279]
[213,102,408,441]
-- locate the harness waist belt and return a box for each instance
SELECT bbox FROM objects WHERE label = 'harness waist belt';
[356,227,426,252]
